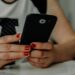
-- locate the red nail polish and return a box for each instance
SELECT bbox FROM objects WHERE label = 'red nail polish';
[16,33,20,38]
[24,52,29,56]
[31,44,36,48]
[25,45,30,50]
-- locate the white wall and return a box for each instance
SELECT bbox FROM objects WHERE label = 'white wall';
[60,0,75,31]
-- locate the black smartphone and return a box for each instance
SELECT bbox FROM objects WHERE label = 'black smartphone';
[20,14,57,45]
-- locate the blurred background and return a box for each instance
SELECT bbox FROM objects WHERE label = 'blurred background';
[60,0,75,31]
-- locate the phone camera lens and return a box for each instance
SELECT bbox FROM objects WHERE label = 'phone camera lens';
[39,19,46,24]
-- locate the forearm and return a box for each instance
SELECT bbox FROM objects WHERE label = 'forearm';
[54,38,75,63]
[47,0,74,44]
[47,0,63,15]
[47,0,67,20]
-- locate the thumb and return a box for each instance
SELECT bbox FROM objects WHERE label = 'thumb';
[31,42,53,50]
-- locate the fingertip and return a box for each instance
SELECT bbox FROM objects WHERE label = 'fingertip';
[31,42,42,48]
[16,33,21,39]
[31,43,36,48]
[24,52,30,57]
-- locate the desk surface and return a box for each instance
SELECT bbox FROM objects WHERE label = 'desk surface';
[0,60,75,75]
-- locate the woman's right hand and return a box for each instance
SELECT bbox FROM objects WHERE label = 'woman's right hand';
[0,34,30,68]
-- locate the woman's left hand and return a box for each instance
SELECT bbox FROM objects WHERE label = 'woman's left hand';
[28,42,56,68]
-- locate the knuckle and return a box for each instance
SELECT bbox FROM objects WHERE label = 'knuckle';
[9,44,15,51]
[3,36,9,42]
[0,53,9,60]
[5,53,10,60]
[5,44,11,51]
[47,43,53,49]
[0,53,5,59]
[3,35,14,42]
[31,58,40,63]
[31,50,42,57]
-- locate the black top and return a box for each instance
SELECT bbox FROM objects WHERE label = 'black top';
[31,0,47,14]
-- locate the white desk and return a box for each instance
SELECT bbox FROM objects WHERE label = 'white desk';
[0,60,75,75]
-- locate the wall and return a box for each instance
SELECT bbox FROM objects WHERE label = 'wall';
[60,0,75,31]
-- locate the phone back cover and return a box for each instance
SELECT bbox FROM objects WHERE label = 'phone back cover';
[20,14,57,45]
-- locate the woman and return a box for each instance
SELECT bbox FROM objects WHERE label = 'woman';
[0,0,75,69]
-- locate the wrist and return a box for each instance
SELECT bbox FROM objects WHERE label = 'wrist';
[53,45,73,63]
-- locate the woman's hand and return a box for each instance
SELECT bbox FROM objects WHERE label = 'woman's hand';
[28,42,56,68]
[0,34,30,68]
[28,41,75,68]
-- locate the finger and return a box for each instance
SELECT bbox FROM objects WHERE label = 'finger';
[30,50,53,58]
[41,50,54,58]
[30,49,52,58]
[0,34,21,44]
[28,57,42,63]
[0,44,31,52]
[30,50,54,59]
[0,52,29,60]
[28,57,52,68]
[0,60,16,68]
[28,58,47,68]
[30,50,43,58]
[29,61,49,68]
[29,61,43,68]
[31,42,52,50]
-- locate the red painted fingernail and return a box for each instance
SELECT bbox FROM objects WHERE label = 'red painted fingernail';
[31,44,36,48]
[16,33,20,38]
[24,52,29,56]
[25,45,31,51]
